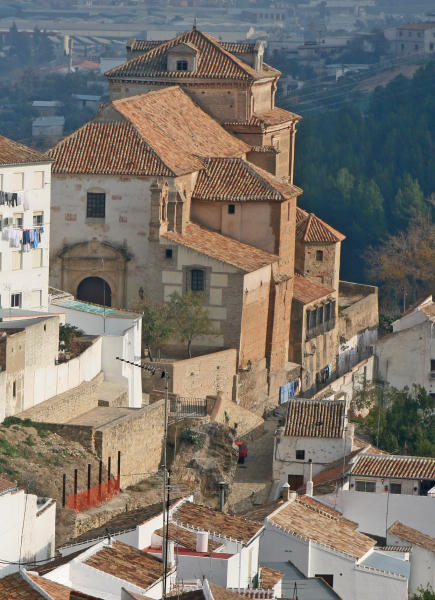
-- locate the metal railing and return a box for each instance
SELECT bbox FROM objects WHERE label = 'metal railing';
[169,396,207,417]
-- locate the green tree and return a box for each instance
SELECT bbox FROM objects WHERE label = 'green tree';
[392,174,426,231]
[410,587,435,600]
[168,291,217,358]
[138,301,174,362]
[59,324,84,351]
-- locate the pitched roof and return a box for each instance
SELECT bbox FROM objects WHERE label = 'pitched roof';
[85,541,168,589]
[269,499,376,559]
[0,572,99,600]
[163,223,279,273]
[48,87,247,177]
[192,158,299,202]
[351,454,435,480]
[296,207,345,243]
[284,399,346,438]
[127,39,257,56]
[293,274,334,304]
[154,523,221,551]
[259,566,284,589]
[241,501,284,524]
[0,135,48,166]
[172,501,263,545]
[224,107,301,133]
[107,29,267,81]
[388,522,435,553]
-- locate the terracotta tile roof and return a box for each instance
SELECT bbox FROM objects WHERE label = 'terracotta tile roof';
[269,499,376,559]
[259,566,284,588]
[107,29,263,81]
[293,274,334,304]
[163,223,279,273]
[0,573,99,600]
[33,549,86,576]
[298,496,358,529]
[225,107,301,131]
[48,87,248,177]
[388,521,435,553]
[192,158,298,202]
[154,523,221,551]
[0,574,43,600]
[172,501,263,545]
[284,399,346,438]
[296,209,345,243]
[26,573,87,600]
[209,583,264,600]
[298,450,362,495]
[0,135,48,166]
[0,476,15,493]
[128,39,257,56]
[351,454,435,480]
[241,501,283,523]
[85,541,168,589]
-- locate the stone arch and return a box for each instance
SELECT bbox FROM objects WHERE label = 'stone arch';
[77,277,112,306]
[58,238,130,308]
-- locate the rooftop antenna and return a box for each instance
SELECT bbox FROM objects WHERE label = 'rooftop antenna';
[193,16,197,30]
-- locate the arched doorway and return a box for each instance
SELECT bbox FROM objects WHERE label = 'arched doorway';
[77,277,112,307]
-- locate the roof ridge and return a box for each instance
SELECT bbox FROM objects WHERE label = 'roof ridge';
[198,29,258,78]
[243,161,283,200]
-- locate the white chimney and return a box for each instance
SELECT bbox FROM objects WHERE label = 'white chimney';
[167,540,175,567]
[306,459,313,497]
[282,482,291,501]
[196,531,209,553]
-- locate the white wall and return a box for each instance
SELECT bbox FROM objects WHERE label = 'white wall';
[387,534,435,595]
[259,522,310,571]
[0,487,56,577]
[0,161,51,311]
[317,490,435,538]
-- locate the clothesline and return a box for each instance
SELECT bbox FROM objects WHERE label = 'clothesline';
[1,226,44,251]
[0,190,38,211]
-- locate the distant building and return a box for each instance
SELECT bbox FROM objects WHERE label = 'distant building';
[0,476,55,578]
[375,295,435,395]
[31,100,62,117]
[395,22,435,56]
[32,116,65,141]
[72,93,101,109]
[0,135,52,311]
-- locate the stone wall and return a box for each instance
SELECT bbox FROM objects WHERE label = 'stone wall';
[18,372,104,423]
[142,349,237,401]
[338,281,379,341]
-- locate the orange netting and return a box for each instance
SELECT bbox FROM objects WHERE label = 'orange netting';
[66,476,120,512]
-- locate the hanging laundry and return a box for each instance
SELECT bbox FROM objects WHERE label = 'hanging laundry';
[32,229,38,249]
[289,380,295,398]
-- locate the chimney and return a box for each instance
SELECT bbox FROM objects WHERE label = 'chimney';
[282,482,291,501]
[254,40,264,72]
[167,539,175,567]
[306,459,313,497]
[196,531,209,553]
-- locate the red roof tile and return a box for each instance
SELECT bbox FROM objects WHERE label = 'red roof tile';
[293,274,334,304]
[225,107,301,132]
[258,566,284,589]
[154,523,221,551]
[284,399,345,438]
[163,223,279,273]
[128,39,258,57]
[107,29,264,81]
[172,501,263,545]
[0,135,48,166]
[351,454,435,480]
[0,572,100,600]
[388,521,435,553]
[48,87,248,177]
[296,208,345,243]
[192,158,298,202]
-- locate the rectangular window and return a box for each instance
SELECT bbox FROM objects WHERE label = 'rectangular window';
[331,300,336,317]
[33,211,44,226]
[177,60,188,71]
[228,204,235,214]
[431,359,435,371]
[32,248,42,268]
[390,483,402,494]
[12,251,22,271]
[32,171,44,189]
[14,213,23,228]
[11,292,22,307]
[191,269,205,292]
[86,192,105,219]
[306,310,312,330]
[317,305,324,325]
[325,302,331,322]
[316,249,323,261]
[12,172,24,192]
[355,480,375,492]
[165,248,173,259]
[13,381,17,397]
[296,449,305,460]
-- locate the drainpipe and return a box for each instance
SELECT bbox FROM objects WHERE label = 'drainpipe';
[306,459,313,497]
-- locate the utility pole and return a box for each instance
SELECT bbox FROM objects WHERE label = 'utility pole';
[116,356,170,600]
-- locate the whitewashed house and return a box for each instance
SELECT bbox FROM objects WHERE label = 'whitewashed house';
[0,135,51,311]
[256,493,409,600]
[0,476,56,578]
[375,295,435,395]
[273,398,354,488]
[387,521,435,595]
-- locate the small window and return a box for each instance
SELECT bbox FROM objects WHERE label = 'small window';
[12,251,22,271]
[317,306,324,325]
[316,250,323,261]
[355,480,375,492]
[33,212,44,226]
[11,292,22,307]
[32,171,44,189]
[165,248,173,259]
[190,269,205,292]
[32,249,43,268]
[14,213,23,228]
[296,449,305,460]
[431,359,435,371]
[176,60,188,71]
[12,172,24,192]
[13,381,17,397]
[228,204,235,215]
[325,302,331,322]
[87,192,105,219]
[390,483,402,495]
